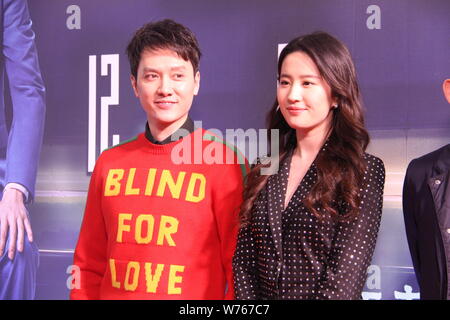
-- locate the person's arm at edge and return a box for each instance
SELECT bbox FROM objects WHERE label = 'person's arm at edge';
[0,0,46,259]
[402,159,421,285]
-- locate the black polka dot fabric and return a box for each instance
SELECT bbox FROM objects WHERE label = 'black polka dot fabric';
[233,147,385,300]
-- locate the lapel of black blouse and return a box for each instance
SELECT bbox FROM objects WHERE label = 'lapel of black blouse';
[265,140,329,259]
[266,152,292,259]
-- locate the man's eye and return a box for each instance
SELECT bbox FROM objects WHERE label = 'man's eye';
[145,74,158,79]
[279,80,290,86]
[174,73,185,79]
[303,81,313,86]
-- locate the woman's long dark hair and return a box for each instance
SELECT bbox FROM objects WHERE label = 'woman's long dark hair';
[240,31,370,226]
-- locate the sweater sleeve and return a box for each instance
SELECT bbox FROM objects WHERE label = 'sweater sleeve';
[70,155,108,300]
[211,158,248,300]
[313,155,385,299]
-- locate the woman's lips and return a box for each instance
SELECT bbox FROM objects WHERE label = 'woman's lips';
[286,106,307,114]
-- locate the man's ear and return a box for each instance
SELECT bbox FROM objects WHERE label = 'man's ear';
[443,79,450,104]
[131,75,139,97]
[194,71,200,96]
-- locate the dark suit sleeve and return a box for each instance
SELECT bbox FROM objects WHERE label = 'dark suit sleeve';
[402,159,421,284]
[3,0,46,199]
[313,155,385,299]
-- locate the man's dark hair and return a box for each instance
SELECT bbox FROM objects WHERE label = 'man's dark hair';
[126,19,202,78]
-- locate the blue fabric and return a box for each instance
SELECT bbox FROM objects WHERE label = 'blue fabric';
[0,232,39,300]
[0,0,45,300]
[0,0,46,199]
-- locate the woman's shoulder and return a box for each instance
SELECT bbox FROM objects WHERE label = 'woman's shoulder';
[363,152,384,166]
[363,152,386,177]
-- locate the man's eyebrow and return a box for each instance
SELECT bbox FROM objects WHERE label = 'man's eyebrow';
[142,67,158,72]
[142,66,188,72]
[170,66,187,71]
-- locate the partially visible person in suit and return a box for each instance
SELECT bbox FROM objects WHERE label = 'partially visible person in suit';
[232,32,385,300]
[0,0,46,300]
[403,78,450,300]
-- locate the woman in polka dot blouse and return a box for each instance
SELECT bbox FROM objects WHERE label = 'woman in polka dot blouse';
[232,32,385,300]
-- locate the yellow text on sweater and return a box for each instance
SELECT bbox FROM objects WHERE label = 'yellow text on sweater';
[109,259,184,294]
[104,168,206,203]
[116,213,178,246]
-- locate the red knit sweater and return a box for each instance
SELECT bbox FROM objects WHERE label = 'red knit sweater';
[70,129,248,300]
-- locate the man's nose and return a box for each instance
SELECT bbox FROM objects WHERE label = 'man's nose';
[157,77,173,96]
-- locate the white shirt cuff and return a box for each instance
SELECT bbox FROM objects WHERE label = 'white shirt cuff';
[4,183,29,202]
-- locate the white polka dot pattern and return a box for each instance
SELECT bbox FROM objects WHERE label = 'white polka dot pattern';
[232,151,385,300]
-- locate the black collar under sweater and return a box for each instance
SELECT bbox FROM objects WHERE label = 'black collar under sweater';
[144,117,195,145]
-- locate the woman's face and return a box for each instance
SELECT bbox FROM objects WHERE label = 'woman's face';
[277,51,336,135]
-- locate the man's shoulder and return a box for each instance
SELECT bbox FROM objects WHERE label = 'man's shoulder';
[201,129,244,157]
[200,129,249,178]
[95,134,142,165]
[407,144,450,177]
[104,134,141,152]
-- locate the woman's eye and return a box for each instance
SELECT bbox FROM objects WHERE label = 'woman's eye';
[303,81,313,86]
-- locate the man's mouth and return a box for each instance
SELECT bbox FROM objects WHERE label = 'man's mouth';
[155,100,177,108]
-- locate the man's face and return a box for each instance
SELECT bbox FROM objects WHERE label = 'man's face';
[443,79,450,104]
[131,48,200,129]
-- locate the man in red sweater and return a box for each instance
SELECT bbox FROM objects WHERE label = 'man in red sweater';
[70,19,248,299]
